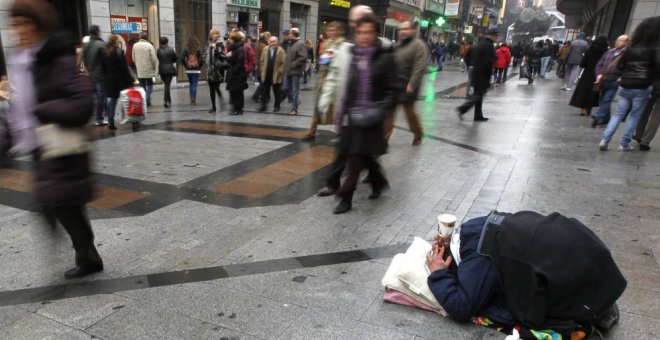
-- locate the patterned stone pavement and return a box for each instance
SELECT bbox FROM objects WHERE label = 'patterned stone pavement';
[0,62,658,339]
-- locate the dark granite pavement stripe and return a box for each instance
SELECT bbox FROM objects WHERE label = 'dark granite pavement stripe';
[0,243,409,307]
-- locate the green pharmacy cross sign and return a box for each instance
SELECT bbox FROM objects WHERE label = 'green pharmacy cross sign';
[435,16,446,27]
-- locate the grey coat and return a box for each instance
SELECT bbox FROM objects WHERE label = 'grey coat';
[566,39,589,65]
[83,36,105,82]
[283,38,308,76]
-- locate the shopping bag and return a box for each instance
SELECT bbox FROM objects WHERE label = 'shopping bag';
[519,64,530,79]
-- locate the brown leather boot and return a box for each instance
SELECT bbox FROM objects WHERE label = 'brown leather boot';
[303,115,320,140]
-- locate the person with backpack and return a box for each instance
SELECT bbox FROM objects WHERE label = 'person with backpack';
[206,28,227,113]
[157,36,177,108]
[181,36,204,106]
[103,34,133,130]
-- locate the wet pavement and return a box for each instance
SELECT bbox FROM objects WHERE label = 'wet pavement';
[0,61,658,339]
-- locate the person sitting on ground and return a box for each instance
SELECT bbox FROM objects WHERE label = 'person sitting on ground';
[426,211,625,340]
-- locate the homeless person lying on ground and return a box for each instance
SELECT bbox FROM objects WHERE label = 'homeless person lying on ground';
[426,211,626,340]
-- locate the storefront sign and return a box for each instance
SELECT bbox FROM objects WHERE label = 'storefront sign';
[111,16,147,34]
[329,0,351,8]
[464,25,473,33]
[445,0,460,17]
[425,0,444,15]
[482,14,489,27]
[473,5,484,19]
[229,0,260,8]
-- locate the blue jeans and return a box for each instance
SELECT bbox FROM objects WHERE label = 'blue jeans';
[540,56,551,77]
[187,73,200,99]
[602,86,652,146]
[107,97,118,126]
[436,55,443,70]
[138,78,153,103]
[94,80,106,123]
[284,75,301,111]
[592,79,619,123]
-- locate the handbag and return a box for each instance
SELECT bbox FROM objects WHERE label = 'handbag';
[36,124,89,159]
[347,104,387,127]
[519,64,530,79]
[593,54,621,92]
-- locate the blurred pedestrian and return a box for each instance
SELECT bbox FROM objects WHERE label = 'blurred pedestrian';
[157,36,177,108]
[258,36,285,113]
[206,29,226,113]
[539,39,553,78]
[226,31,247,115]
[592,35,629,127]
[457,29,499,121]
[570,35,609,116]
[82,25,106,126]
[562,32,589,91]
[511,42,522,67]
[556,41,570,77]
[103,34,133,130]
[435,41,446,71]
[304,39,314,84]
[303,21,346,139]
[525,41,543,85]
[318,14,396,214]
[385,19,427,145]
[600,17,659,151]
[8,0,102,279]
[495,42,511,84]
[282,28,307,115]
[132,33,158,106]
[181,36,203,106]
[252,32,270,103]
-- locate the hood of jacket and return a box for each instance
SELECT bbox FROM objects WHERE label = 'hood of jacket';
[37,30,77,66]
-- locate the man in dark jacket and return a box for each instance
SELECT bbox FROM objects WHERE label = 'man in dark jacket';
[83,25,107,126]
[562,32,589,90]
[457,29,499,121]
[282,28,307,115]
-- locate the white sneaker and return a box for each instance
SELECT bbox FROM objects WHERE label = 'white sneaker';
[561,85,566,90]
[566,88,572,91]
[618,144,635,151]
[599,140,609,151]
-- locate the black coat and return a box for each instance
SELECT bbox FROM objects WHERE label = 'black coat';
[226,43,247,92]
[570,47,607,109]
[157,45,178,75]
[32,31,95,208]
[103,47,133,99]
[480,211,626,335]
[469,37,497,90]
[341,42,398,156]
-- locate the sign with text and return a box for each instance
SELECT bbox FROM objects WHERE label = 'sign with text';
[329,0,351,8]
[445,0,460,17]
[229,0,260,8]
[111,16,147,34]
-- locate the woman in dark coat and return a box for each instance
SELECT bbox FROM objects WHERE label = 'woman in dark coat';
[206,29,226,112]
[226,31,247,115]
[8,0,102,279]
[103,34,133,129]
[570,36,609,115]
[326,14,397,214]
[157,36,177,108]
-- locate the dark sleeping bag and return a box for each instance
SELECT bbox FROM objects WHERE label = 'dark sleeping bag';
[478,211,627,334]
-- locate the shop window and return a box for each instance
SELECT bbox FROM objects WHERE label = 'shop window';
[48,0,87,42]
[174,0,211,80]
[110,0,160,50]
[290,3,308,40]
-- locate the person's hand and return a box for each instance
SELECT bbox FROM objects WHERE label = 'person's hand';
[426,242,452,273]
[406,84,415,94]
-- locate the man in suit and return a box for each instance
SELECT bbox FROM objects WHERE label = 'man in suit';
[457,29,499,122]
[259,36,285,112]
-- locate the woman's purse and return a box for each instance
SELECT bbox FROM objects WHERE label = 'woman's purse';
[36,124,89,159]
[347,102,387,127]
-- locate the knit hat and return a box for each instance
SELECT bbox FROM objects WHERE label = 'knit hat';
[10,0,59,32]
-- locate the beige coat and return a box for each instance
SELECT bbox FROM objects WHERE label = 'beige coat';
[132,40,159,79]
[260,46,286,84]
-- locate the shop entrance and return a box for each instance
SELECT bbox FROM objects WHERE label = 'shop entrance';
[238,12,250,32]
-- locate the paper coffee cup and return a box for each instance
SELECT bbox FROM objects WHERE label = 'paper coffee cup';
[437,214,457,236]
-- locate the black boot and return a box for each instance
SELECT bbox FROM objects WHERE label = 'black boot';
[333,199,352,214]
[65,247,104,279]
